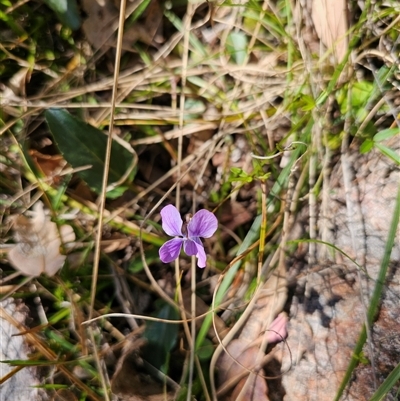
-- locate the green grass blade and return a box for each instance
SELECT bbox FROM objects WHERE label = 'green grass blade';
[370,362,400,401]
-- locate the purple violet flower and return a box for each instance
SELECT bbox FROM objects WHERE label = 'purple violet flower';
[159,205,218,268]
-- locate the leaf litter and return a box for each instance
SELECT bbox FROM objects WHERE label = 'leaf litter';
[8,202,75,277]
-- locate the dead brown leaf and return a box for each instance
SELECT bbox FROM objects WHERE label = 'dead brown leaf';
[82,0,164,51]
[216,313,287,400]
[100,232,131,253]
[219,201,252,233]
[8,67,31,97]
[53,388,78,401]
[215,254,288,400]
[311,0,348,63]
[123,0,164,47]
[82,0,118,49]
[231,375,269,401]
[217,339,269,401]
[8,202,75,277]
[28,149,67,185]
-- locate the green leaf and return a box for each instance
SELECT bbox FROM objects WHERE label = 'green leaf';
[336,81,374,115]
[230,167,242,175]
[142,303,179,372]
[352,81,374,107]
[228,167,254,183]
[196,338,214,361]
[373,128,400,143]
[360,139,374,154]
[184,98,206,119]
[105,185,129,199]
[36,384,70,390]
[227,32,248,65]
[42,0,81,31]
[45,109,136,194]
[300,94,316,111]
[375,143,400,165]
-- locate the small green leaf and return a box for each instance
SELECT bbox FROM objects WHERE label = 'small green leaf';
[230,167,242,175]
[229,167,254,183]
[360,139,374,154]
[257,172,271,180]
[129,0,152,24]
[35,384,70,390]
[352,81,374,107]
[196,338,214,361]
[42,0,81,31]
[374,143,400,165]
[373,128,400,143]
[300,94,316,111]
[105,185,129,199]
[227,32,248,65]
[142,303,179,372]
[336,81,374,115]
[184,98,206,119]
[45,109,136,194]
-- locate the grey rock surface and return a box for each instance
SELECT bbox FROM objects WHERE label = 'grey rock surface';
[0,298,42,401]
[280,138,400,400]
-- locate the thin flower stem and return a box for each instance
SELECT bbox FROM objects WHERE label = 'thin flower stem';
[189,255,196,400]
[177,2,198,398]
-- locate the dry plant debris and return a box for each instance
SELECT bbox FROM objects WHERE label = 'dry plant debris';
[311,0,349,63]
[8,202,75,277]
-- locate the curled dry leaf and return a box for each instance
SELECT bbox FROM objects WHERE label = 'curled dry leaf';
[8,202,75,277]
[28,149,67,185]
[82,0,118,49]
[311,0,348,63]
[219,201,252,235]
[217,339,269,401]
[217,314,288,400]
[53,388,78,401]
[231,374,269,401]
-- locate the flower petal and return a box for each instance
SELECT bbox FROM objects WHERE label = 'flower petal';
[187,209,218,238]
[159,238,184,263]
[184,238,207,267]
[194,240,207,268]
[160,205,183,237]
[265,313,288,343]
[184,238,200,256]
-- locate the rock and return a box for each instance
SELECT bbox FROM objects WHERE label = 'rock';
[0,299,43,401]
[280,137,400,400]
